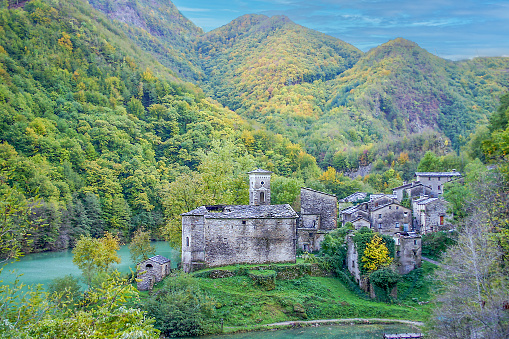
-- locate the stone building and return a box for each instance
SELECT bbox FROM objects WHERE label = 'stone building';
[346,232,422,281]
[297,187,338,252]
[181,169,299,273]
[349,216,371,230]
[339,192,368,203]
[370,202,412,235]
[137,255,171,291]
[395,233,422,274]
[392,181,435,201]
[415,171,461,195]
[413,197,450,234]
[249,169,272,205]
[341,195,412,236]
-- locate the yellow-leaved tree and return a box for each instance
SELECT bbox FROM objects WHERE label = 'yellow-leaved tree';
[361,234,393,272]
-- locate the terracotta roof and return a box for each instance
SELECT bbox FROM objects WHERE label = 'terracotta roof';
[182,204,298,219]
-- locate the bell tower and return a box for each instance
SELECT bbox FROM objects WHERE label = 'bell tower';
[248,169,272,206]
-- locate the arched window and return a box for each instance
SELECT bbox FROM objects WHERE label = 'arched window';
[186,237,190,247]
[260,191,265,203]
[146,263,153,269]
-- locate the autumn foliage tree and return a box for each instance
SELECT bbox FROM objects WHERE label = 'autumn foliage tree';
[361,233,393,272]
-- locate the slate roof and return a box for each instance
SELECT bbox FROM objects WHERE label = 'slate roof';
[415,171,461,177]
[182,204,298,219]
[301,187,337,198]
[145,255,171,265]
[248,168,273,174]
[415,197,439,205]
[351,215,370,223]
[392,181,431,191]
[371,202,410,212]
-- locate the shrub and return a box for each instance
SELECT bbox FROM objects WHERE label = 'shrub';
[142,273,216,337]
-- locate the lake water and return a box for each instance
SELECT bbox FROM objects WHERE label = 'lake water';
[0,241,180,288]
[198,323,421,339]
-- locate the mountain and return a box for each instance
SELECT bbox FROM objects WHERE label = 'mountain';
[85,2,509,156]
[196,14,362,120]
[327,38,509,146]
[87,0,204,80]
[0,0,320,252]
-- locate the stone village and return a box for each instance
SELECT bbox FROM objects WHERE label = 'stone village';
[138,168,460,291]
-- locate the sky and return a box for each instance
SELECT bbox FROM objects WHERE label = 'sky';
[171,0,509,61]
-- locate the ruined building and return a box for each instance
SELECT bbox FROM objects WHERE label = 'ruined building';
[297,187,338,252]
[137,255,171,291]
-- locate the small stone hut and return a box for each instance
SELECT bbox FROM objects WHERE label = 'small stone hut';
[137,255,171,291]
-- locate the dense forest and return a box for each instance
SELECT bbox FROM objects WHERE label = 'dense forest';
[0,0,508,337]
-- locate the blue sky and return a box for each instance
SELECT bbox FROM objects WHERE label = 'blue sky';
[171,0,509,61]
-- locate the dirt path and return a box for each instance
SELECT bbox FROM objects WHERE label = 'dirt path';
[421,256,441,266]
[261,318,424,327]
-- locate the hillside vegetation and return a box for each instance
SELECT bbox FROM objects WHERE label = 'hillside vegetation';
[0,0,319,254]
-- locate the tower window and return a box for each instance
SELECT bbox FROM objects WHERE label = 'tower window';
[260,191,265,203]
[186,237,189,247]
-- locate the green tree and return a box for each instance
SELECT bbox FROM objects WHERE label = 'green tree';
[129,229,156,263]
[72,232,121,287]
[142,273,216,337]
[417,151,441,172]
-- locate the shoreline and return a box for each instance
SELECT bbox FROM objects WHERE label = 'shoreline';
[218,318,424,336]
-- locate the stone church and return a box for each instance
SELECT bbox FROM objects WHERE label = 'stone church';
[181,169,338,273]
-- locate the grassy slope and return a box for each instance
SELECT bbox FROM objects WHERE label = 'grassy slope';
[187,261,436,332]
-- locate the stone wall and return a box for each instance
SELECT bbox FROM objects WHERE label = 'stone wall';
[137,259,170,291]
[300,188,337,231]
[346,236,361,283]
[397,235,422,274]
[423,199,448,233]
[296,229,326,252]
[370,204,412,235]
[182,215,206,273]
[203,217,296,268]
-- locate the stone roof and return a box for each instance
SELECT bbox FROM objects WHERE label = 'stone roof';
[144,255,171,265]
[392,181,430,191]
[415,197,440,205]
[415,171,461,177]
[182,204,298,219]
[248,168,273,174]
[301,187,337,198]
[341,206,359,214]
[351,215,370,223]
[371,202,410,212]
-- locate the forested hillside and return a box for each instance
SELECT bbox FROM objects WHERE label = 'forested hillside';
[1,0,509,256]
[0,0,319,255]
[86,0,509,168]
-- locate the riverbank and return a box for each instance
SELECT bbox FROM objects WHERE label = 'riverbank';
[215,318,424,336]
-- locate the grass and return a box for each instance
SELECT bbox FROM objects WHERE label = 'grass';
[140,261,438,335]
[195,269,435,330]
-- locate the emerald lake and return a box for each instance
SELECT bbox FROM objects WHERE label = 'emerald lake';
[0,241,179,287]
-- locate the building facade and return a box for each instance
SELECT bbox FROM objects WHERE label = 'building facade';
[137,255,171,291]
[415,171,461,195]
[297,187,338,252]
[413,197,450,234]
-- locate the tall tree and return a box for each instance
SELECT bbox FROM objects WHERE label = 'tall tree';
[129,229,156,263]
[72,232,121,287]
